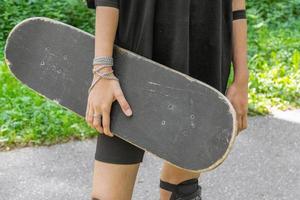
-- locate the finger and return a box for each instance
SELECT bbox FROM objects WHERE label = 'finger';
[85,102,89,123]
[86,103,94,128]
[238,114,243,134]
[92,111,103,134]
[85,100,89,118]
[242,114,248,130]
[234,115,239,135]
[240,115,245,132]
[115,91,132,116]
[102,105,113,137]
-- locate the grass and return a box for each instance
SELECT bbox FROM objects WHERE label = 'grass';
[247,19,300,115]
[0,0,99,150]
[0,61,97,151]
[0,0,299,150]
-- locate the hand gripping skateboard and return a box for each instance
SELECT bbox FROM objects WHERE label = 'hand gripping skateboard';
[4,17,237,172]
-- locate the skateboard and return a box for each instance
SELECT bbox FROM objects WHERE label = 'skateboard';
[4,17,237,172]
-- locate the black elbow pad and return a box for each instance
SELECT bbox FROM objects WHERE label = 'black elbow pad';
[232,9,246,20]
[86,0,96,9]
[86,0,119,9]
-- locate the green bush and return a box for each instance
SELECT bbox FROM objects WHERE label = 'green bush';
[0,0,98,150]
[0,63,96,150]
[246,0,300,28]
[0,0,95,60]
[247,22,300,114]
[245,0,300,114]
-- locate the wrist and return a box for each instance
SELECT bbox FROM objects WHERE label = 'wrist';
[92,67,116,80]
[93,65,113,72]
[233,70,249,86]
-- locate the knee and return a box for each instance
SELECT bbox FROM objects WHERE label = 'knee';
[91,194,101,200]
[91,193,111,200]
[91,192,123,200]
[90,192,104,200]
[161,162,200,184]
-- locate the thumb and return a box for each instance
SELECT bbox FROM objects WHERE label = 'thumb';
[115,91,133,117]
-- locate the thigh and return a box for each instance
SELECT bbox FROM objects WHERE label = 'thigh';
[160,162,200,184]
[91,134,145,199]
[91,160,140,200]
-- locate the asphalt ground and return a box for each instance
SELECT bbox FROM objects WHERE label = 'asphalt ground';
[1,114,299,200]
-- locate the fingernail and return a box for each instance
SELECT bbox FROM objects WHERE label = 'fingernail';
[125,109,132,116]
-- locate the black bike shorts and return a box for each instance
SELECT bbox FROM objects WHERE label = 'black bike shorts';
[95,133,145,164]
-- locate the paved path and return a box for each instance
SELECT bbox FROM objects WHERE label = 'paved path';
[0,115,299,200]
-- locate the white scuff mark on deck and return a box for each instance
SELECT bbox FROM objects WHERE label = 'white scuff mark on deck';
[148,81,161,86]
[190,98,194,105]
[148,89,156,92]
[53,98,61,104]
[182,130,188,136]
[39,47,67,76]
[191,122,195,128]
[144,88,173,98]
[172,134,179,144]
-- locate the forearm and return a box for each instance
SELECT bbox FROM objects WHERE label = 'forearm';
[232,0,249,85]
[94,6,119,60]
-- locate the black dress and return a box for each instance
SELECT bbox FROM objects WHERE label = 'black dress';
[87,0,233,164]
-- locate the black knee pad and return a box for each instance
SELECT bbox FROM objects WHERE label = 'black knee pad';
[160,178,201,200]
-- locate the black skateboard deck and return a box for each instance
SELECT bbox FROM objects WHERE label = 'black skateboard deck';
[4,17,237,172]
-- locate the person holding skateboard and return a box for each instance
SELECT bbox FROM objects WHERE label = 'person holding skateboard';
[85,0,248,199]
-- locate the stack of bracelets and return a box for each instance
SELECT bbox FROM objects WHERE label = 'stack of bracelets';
[88,56,119,94]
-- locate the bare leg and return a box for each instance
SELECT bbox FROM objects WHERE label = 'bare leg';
[160,162,200,200]
[91,160,140,200]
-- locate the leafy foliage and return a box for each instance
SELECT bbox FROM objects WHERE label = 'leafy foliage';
[0,0,98,150]
[245,0,300,114]
[0,63,96,150]
[0,0,95,61]
[246,0,300,28]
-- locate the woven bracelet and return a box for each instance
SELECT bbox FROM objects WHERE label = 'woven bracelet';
[93,65,112,73]
[88,70,119,94]
[93,56,113,66]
